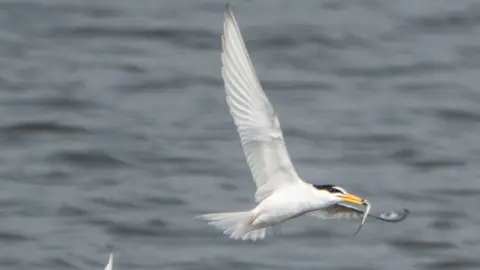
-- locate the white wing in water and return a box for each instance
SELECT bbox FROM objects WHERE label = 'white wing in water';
[105,253,113,270]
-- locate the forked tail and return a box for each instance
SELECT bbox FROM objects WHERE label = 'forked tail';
[196,211,266,241]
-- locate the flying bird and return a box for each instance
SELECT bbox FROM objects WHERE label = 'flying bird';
[197,4,409,241]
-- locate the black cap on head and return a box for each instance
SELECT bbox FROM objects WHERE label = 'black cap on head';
[313,184,346,194]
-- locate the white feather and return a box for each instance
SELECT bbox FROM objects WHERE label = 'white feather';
[105,253,113,270]
[197,211,266,241]
[222,5,303,202]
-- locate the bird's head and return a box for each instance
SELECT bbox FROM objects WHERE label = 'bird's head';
[312,184,366,206]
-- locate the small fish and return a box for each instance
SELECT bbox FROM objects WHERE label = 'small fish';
[353,200,371,236]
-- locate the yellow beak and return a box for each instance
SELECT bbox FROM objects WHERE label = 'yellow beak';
[339,193,365,205]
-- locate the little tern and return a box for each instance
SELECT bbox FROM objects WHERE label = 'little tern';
[197,4,409,241]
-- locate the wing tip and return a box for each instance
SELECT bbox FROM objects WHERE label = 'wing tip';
[105,252,113,270]
[223,3,233,40]
[224,2,239,28]
[225,3,233,18]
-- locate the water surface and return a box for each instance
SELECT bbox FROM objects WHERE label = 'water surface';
[1,0,480,269]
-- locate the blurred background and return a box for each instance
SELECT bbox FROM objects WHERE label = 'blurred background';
[1,0,480,269]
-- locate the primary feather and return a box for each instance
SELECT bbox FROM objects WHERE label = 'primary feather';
[222,4,303,202]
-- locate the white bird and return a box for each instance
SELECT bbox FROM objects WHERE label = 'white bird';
[105,253,113,270]
[197,4,409,241]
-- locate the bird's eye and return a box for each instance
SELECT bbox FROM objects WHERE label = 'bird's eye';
[329,187,346,194]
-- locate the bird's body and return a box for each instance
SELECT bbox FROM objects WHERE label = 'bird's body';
[253,183,342,227]
[197,4,409,241]
[201,183,325,241]
[200,182,368,241]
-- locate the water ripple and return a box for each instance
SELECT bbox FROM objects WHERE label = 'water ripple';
[405,5,480,34]
[32,258,79,270]
[50,26,218,49]
[56,205,89,217]
[335,61,455,78]
[49,149,128,168]
[0,231,34,243]
[389,239,457,251]
[420,258,480,270]
[106,222,169,238]
[0,121,90,135]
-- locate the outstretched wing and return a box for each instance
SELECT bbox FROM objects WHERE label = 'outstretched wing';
[308,203,409,222]
[222,5,302,202]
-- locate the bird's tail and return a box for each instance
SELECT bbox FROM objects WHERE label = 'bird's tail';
[196,211,266,241]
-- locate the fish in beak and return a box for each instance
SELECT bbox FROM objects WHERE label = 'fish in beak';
[338,193,370,235]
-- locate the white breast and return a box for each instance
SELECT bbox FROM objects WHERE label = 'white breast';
[251,184,334,227]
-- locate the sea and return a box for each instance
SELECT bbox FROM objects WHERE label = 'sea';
[1,0,480,269]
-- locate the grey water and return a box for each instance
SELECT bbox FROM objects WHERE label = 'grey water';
[1,0,480,269]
